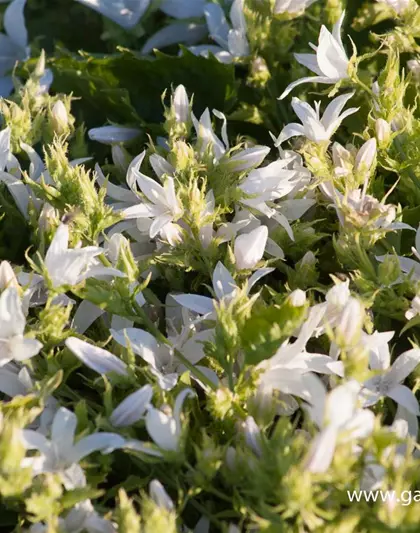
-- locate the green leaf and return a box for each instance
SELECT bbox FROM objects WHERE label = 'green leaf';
[241,301,307,365]
[47,48,237,129]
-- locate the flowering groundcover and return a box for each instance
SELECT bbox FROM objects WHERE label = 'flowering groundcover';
[2,0,420,531]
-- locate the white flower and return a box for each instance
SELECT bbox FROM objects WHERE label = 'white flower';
[192,108,229,161]
[65,337,129,377]
[0,364,58,434]
[75,0,151,29]
[21,407,125,489]
[172,261,273,317]
[109,385,153,427]
[238,157,305,226]
[234,226,268,270]
[331,139,377,178]
[121,151,183,245]
[0,287,43,367]
[274,0,318,15]
[306,380,375,473]
[88,125,141,144]
[0,0,29,96]
[110,326,216,391]
[96,151,151,210]
[125,388,195,456]
[44,224,124,288]
[320,181,410,233]
[257,305,344,406]
[361,332,420,416]
[279,12,349,99]
[275,93,359,145]
[28,499,117,533]
[376,0,411,15]
[190,0,249,63]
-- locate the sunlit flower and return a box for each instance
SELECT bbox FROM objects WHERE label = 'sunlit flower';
[275,93,359,145]
[279,12,349,99]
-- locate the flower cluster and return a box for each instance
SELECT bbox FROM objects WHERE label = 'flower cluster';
[1,0,420,532]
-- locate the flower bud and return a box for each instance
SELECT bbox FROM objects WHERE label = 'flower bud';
[38,203,59,232]
[112,145,130,174]
[335,297,364,346]
[0,261,18,290]
[326,280,350,310]
[225,446,237,469]
[300,251,317,266]
[242,416,262,457]
[375,119,391,149]
[149,480,174,511]
[332,142,352,176]
[234,225,268,270]
[88,126,141,145]
[173,85,190,124]
[354,138,377,176]
[110,385,153,428]
[289,289,306,307]
[51,101,69,136]
[408,59,420,80]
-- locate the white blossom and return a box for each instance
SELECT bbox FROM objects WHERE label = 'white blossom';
[279,12,349,99]
[172,261,273,317]
[44,224,124,287]
[276,93,359,145]
[190,0,249,63]
[121,151,183,245]
[110,326,216,391]
[21,407,125,489]
[125,388,195,456]
[361,332,420,416]
[306,381,375,473]
[0,287,42,367]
